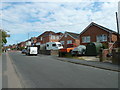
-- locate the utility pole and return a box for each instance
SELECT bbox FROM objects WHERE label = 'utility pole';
[115,12,120,48]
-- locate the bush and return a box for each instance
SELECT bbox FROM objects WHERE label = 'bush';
[18,47,25,50]
[102,43,108,49]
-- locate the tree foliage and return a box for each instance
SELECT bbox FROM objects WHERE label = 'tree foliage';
[0,29,10,46]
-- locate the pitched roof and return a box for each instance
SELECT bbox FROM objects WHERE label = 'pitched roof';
[40,31,55,36]
[37,31,62,38]
[66,31,79,39]
[80,22,118,35]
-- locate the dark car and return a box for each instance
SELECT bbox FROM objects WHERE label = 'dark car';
[21,49,27,54]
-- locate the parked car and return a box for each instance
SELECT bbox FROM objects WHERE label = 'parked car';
[71,45,86,56]
[21,49,27,54]
[59,43,76,57]
[7,48,11,51]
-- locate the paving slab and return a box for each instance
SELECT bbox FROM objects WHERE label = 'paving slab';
[2,52,22,88]
[56,57,120,72]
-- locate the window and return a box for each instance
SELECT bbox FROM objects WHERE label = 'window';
[67,40,72,44]
[65,34,67,37]
[58,44,62,47]
[51,35,55,39]
[47,44,49,47]
[52,44,56,47]
[60,41,64,45]
[82,36,90,43]
[56,36,59,39]
[40,37,42,41]
[97,34,107,42]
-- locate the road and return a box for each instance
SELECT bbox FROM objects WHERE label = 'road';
[2,51,118,88]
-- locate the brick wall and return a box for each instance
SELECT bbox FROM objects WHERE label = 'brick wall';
[111,34,117,42]
[39,50,58,55]
[75,39,80,47]
[59,34,79,48]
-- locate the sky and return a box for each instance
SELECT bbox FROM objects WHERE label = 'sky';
[0,0,119,45]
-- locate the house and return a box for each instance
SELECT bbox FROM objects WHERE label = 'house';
[36,31,63,45]
[79,22,119,48]
[11,44,17,49]
[17,41,26,50]
[30,37,37,46]
[59,31,80,48]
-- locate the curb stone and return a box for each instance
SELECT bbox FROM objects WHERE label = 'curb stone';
[57,58,120,72]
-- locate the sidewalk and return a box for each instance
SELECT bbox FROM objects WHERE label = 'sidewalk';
[2,52,22,88]
[56,57,120,72]
[0,54,2,90]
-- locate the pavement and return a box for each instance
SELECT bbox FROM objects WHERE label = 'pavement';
[3,51,118,88]
[2,52,22,88]
[0,54,2,89]
[56,56,120,72]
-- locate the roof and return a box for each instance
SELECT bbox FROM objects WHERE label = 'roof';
[56,32,63,35]
[66,31,79,39]
[37,31,62,38]
[80,22,118,35]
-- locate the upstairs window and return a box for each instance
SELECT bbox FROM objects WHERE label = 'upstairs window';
[65,34,67,37]
[40,37,42,41]
[97,34,107,42]
[67,40,72,44]
[82,36,91,43]
[56,36,59,39]
[51,35,55,39]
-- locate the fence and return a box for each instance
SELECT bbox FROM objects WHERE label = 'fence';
[112,49,120,65]
[99,49,109,62]
[39,50,59,56]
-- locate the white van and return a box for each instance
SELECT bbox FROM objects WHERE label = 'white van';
[26,46,38,56]
[46,42,63,50]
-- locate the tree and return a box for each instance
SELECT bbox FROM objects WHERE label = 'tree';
[0,29,10,46]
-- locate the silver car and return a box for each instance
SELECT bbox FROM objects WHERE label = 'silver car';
[71,45,86,56]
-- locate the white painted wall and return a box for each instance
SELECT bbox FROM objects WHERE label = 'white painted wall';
[26,41,31,46]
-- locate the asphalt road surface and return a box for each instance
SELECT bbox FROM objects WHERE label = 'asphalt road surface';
[2,51,118,88]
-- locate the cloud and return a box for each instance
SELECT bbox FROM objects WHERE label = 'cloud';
[1,1,118,36]
[1,0,120,2]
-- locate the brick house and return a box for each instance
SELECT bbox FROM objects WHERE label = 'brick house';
[59,31,80,48]
[30,37,37,46]
[36,31,63,45]
[79,22,119,48]
[11,44,17,49]
[17,41,26,49]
